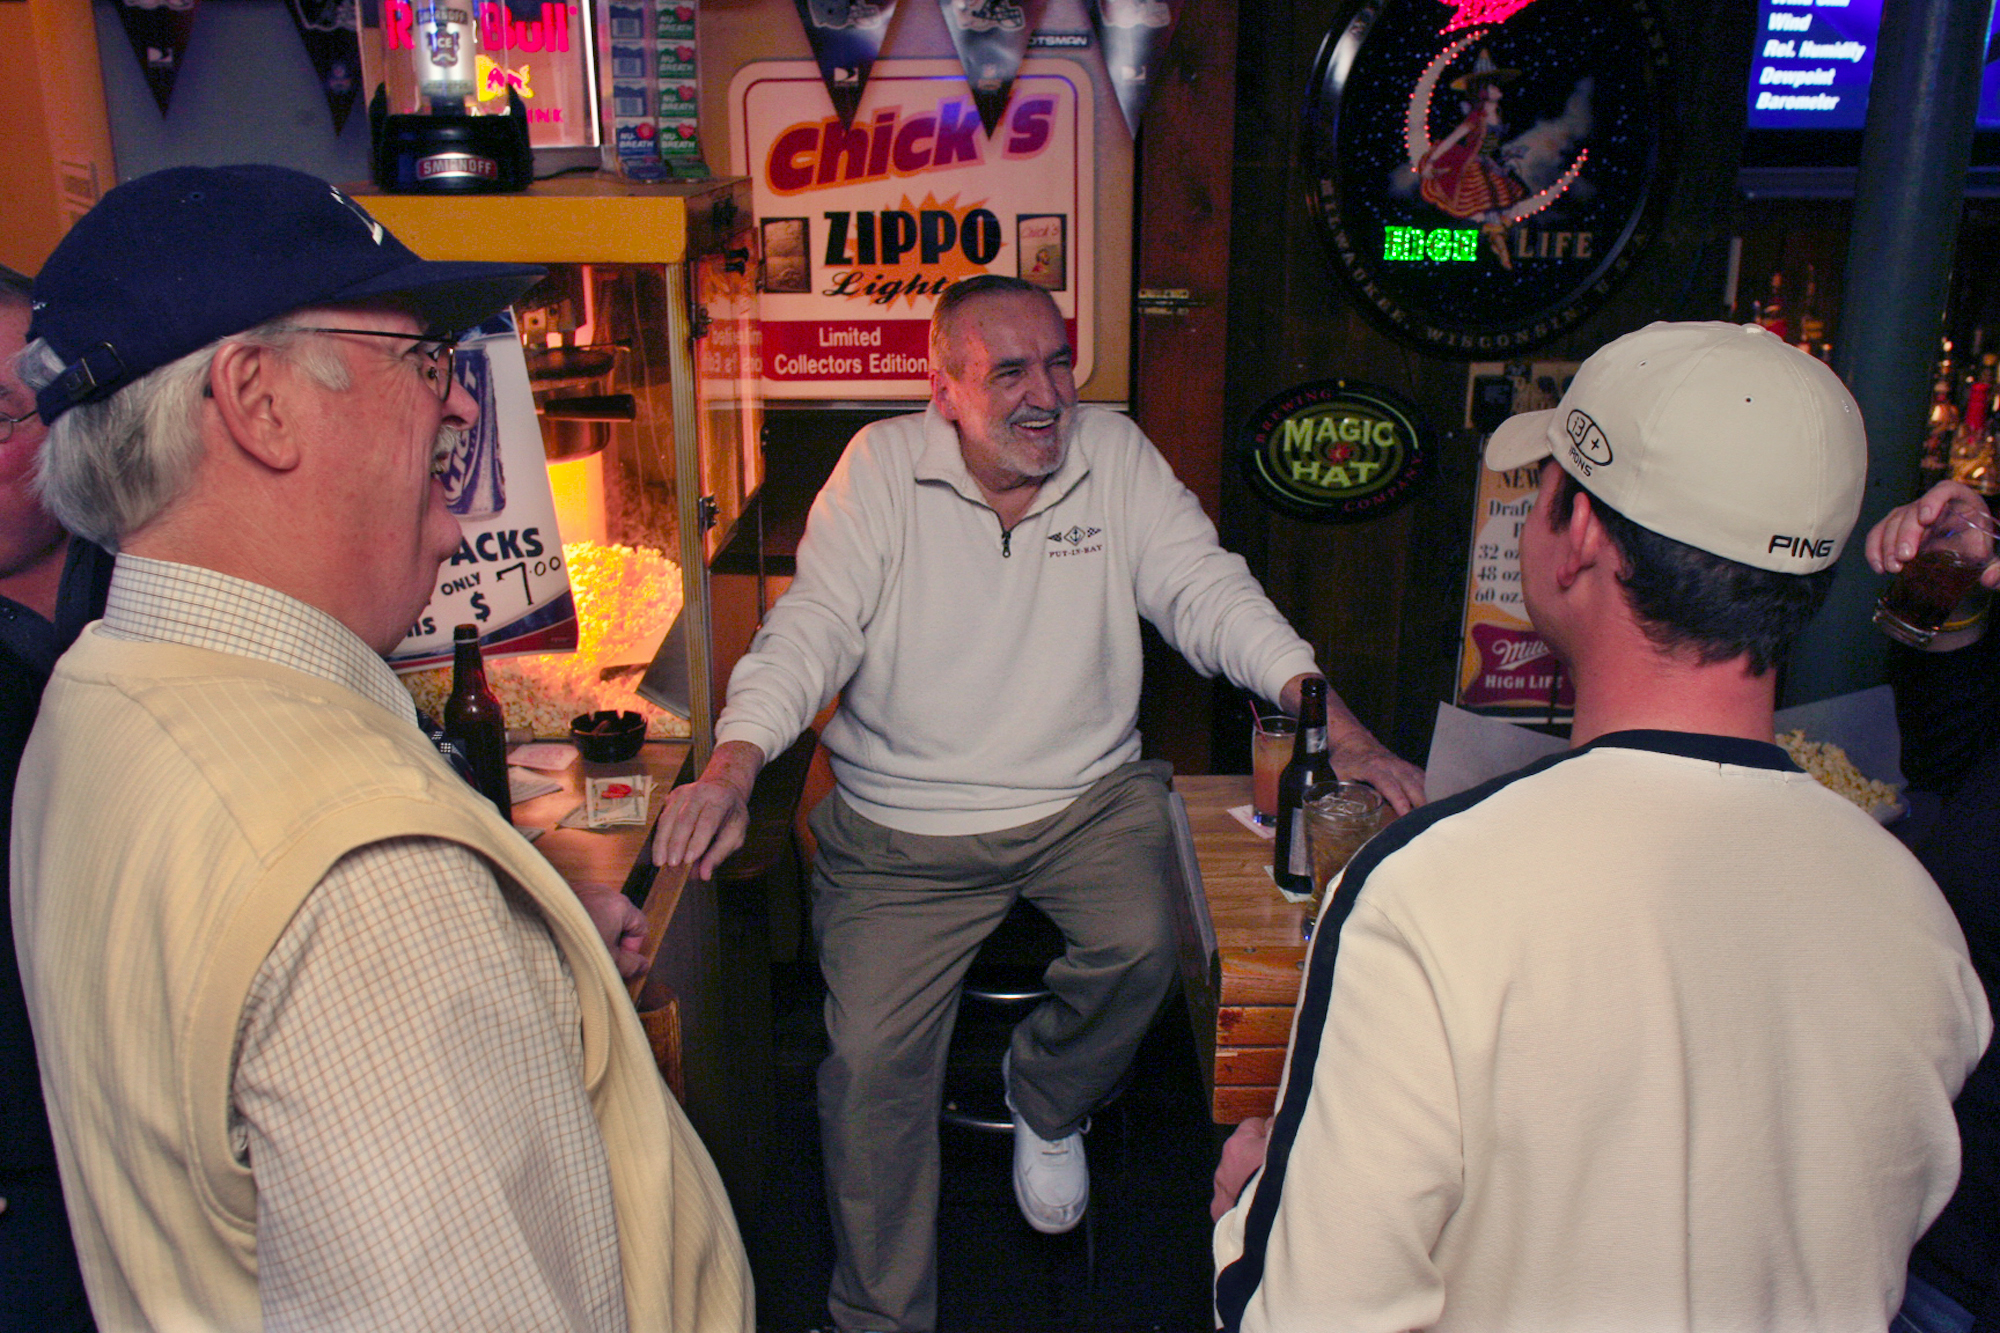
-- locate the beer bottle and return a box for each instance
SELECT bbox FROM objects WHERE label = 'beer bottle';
[1924,377,1959,481]
[1797,264,1827,358]
[444,623,512,822]
[1955,365,1996,492]
[1273,677,1336,896]
[1754,270,1789,343]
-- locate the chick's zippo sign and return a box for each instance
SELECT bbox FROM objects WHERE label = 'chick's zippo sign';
[732,58,1094,399]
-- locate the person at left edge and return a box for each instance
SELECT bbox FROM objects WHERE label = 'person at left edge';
[10,166,750,1332]
[0,260,109,1333]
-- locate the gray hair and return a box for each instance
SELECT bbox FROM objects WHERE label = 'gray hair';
[24,320,351,548]
[927,274,1056,379]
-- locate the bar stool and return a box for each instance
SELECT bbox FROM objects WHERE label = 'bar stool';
[941,897,1069,1133]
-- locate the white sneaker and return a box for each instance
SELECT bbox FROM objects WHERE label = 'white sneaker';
[1003,1050,1088,1234]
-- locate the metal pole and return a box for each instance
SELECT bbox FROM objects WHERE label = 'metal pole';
[1783,0,1989,706]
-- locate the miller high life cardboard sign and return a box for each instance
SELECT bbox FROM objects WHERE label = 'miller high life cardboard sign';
[731,57,1095,400]
[1455,359,1576,716]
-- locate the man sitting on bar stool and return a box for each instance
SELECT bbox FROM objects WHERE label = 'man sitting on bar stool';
[1212,322,1992,1333]
[11,166,749,1333]
[655,274,1425,1333]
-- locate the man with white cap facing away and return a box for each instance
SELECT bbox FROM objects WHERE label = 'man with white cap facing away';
[1211,321,1991,1333]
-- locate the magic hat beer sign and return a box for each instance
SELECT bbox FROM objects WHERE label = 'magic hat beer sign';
[1237,380,1431,523]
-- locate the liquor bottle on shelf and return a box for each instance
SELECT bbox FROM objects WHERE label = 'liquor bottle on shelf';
[1273,677,1336,897]
[1958,339,1984,410]
[1754,270,1790,343]
[1951,358,1996,494]
[412,0,477,115]
[444,623,513,822]
[1797,264,1827,358]
[1980,369,2000,498]
[1924,376,1959,482]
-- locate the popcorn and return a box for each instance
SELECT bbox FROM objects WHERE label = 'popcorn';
[403,540,690,739]
[1776,729,1900,816]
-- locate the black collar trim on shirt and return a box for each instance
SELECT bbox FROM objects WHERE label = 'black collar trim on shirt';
[1577,728,1800,774]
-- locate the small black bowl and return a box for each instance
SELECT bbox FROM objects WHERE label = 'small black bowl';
[569,710,645,763]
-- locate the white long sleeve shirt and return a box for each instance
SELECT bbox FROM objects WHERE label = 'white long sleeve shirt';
[717,405,1318,835]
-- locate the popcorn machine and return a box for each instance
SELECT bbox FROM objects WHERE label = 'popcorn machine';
[360,177,761,768]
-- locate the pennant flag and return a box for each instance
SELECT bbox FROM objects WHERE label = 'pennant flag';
[286,0,363,133]
[938,0,1035,136]
[1092,0,1183,137]
[793,0,900,129]
[115,0,199,116]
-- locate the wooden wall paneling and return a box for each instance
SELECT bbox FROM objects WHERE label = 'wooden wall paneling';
[1130,0,1238,523]
[1134,0,1241,775]
[1214,1046,1285,1087]
[1222,0,1756,768]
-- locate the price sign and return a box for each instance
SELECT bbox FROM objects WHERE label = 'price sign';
[1456,359,1576,716]
[389,311,579,672]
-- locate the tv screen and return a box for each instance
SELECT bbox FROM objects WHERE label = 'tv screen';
[1747,0,2000,132]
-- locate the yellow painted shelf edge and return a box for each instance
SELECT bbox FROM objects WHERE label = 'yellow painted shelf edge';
[350,177,744,266]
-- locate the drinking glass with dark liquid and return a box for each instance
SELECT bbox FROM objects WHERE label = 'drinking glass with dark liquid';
[1874,505,2000,647]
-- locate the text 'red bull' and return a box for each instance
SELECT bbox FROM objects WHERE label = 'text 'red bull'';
[384,0,572,53]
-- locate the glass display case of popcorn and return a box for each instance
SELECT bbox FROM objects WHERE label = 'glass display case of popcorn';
[357,177,761,767]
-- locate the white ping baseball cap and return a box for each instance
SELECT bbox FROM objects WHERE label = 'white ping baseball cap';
[1484,321,1867,573]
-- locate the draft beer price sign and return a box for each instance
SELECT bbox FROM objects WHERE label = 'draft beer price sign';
[731,57,1095,400]
[1455,359,1576,716]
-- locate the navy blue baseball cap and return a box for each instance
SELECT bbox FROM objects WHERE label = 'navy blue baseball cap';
[29,164,544,423]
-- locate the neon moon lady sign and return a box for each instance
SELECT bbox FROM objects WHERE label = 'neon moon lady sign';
[1305,0,1672,354]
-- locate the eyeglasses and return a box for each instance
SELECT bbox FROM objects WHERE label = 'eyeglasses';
[286,326,459,400]
[0,406,36,444]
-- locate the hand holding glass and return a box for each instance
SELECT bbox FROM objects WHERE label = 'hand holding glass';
[1302,781,1388,940]
[1873,505,2000,647]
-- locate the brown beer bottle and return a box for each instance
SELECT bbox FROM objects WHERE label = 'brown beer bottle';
[444,623,512,822]
[1273,678,1335,895]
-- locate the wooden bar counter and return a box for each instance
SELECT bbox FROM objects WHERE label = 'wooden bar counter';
[510,743,745,1186]
[1168,775,1310,1124]
[510,745,709,1106]
[512,735,807,1223]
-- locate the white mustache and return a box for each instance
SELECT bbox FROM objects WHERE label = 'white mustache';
[430,426,463,477]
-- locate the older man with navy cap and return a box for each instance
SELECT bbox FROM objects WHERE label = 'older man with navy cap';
[1211,322,1990,1333]
[10,166,749,1332]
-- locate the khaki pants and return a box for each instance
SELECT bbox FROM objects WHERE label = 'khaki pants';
[809,761,1179,1333]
